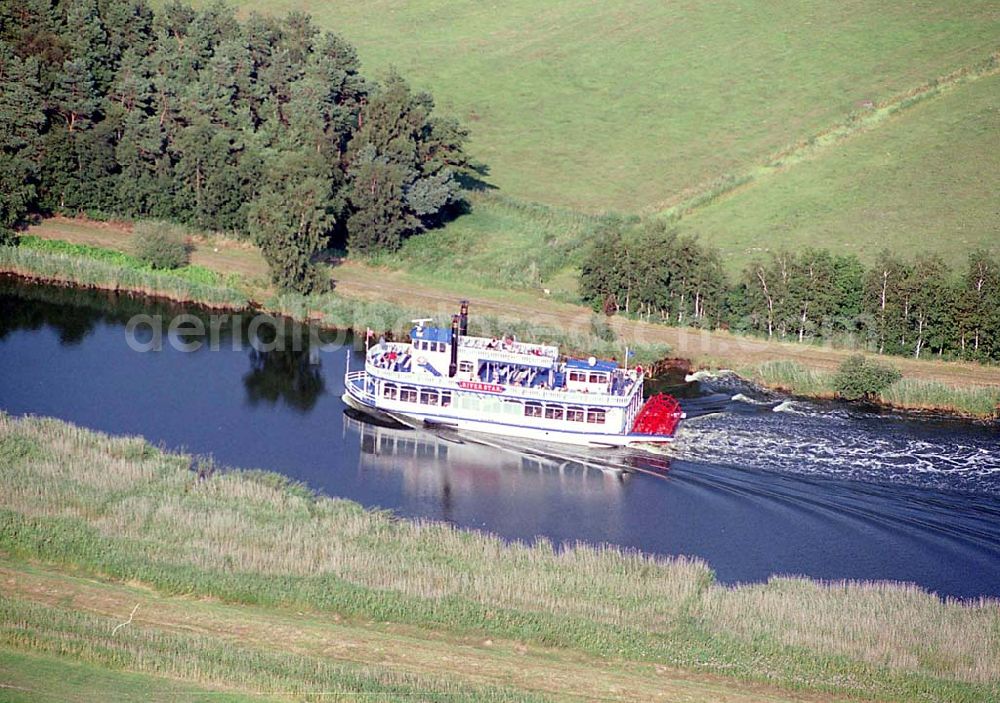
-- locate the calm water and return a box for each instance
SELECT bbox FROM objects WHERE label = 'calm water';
[1,279,998,599]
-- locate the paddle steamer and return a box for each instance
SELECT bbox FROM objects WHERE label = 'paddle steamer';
[343,302,683,447]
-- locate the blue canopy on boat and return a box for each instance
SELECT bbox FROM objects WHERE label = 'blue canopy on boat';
[565,357,618,373]
[410,326,453,343]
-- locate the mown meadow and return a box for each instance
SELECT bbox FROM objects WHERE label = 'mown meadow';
[676,69,1000,273]
[0,414,997,701]
[1,597,535,702]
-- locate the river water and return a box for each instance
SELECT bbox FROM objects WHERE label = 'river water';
[1,279,997,599]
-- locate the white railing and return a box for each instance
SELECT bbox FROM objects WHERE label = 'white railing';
[345,370,377,404]
[366,342,411,361]
[459,336,559,359]
[473,347,558,366]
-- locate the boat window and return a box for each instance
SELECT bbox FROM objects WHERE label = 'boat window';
[419,389,439,405]
[459,361,473,373]
[383,383,398,400]
[400,386,418,403]
[544,405,564,420]
[589,373,605,384]
[569,371,586,383]
[440,391,452,407]
[566,406,585,422]
[502,399,523,414]
[524,402,543,418]
[587,408,606,424]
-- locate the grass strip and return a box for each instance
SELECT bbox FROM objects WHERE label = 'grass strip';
[0,597,537,702]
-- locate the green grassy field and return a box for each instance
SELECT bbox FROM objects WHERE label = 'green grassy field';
[1,413,998,701]
[676,71,1000,272]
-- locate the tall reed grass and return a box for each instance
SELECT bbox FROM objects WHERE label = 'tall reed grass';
[742,361,1000,418]
[0,414,996,702]
[0,243,246,309]
[881,379,1000,419]
[740,361,836,397]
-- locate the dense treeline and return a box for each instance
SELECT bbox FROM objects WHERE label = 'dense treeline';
[0,0,470,291]
[581,220,1000,363]
[580,219,728,328]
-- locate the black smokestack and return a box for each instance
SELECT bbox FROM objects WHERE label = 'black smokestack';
[449,314,460,377]
[459,300,469,336]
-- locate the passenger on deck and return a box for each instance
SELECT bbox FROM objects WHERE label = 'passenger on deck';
[487,337,499,350]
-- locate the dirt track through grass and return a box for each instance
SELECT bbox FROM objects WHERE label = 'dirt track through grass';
[0,562,835,703]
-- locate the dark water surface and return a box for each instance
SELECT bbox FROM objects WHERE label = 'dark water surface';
[1,280,998,599]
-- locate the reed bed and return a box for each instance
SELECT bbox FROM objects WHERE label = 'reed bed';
[740,361,836,397]
[0,244,247,309]
[742,361,1000,418]
[18,235,220,287]
[696,576,999,685]
[881,379,1000,419]
[1,414,997,701]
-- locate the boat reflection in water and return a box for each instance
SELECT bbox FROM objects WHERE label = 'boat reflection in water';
[342,409,670,536]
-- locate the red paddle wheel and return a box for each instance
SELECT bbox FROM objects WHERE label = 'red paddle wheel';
[631,393,684,437]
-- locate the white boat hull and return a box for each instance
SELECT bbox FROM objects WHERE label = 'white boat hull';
[342,392,674,448]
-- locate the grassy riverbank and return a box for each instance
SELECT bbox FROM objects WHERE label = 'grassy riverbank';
[0,238,248,310]
[0,235,663,364]
[740,361,1000,418]
[0,413,997,701]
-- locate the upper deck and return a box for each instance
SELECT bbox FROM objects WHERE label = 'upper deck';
[364,330,643,407]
